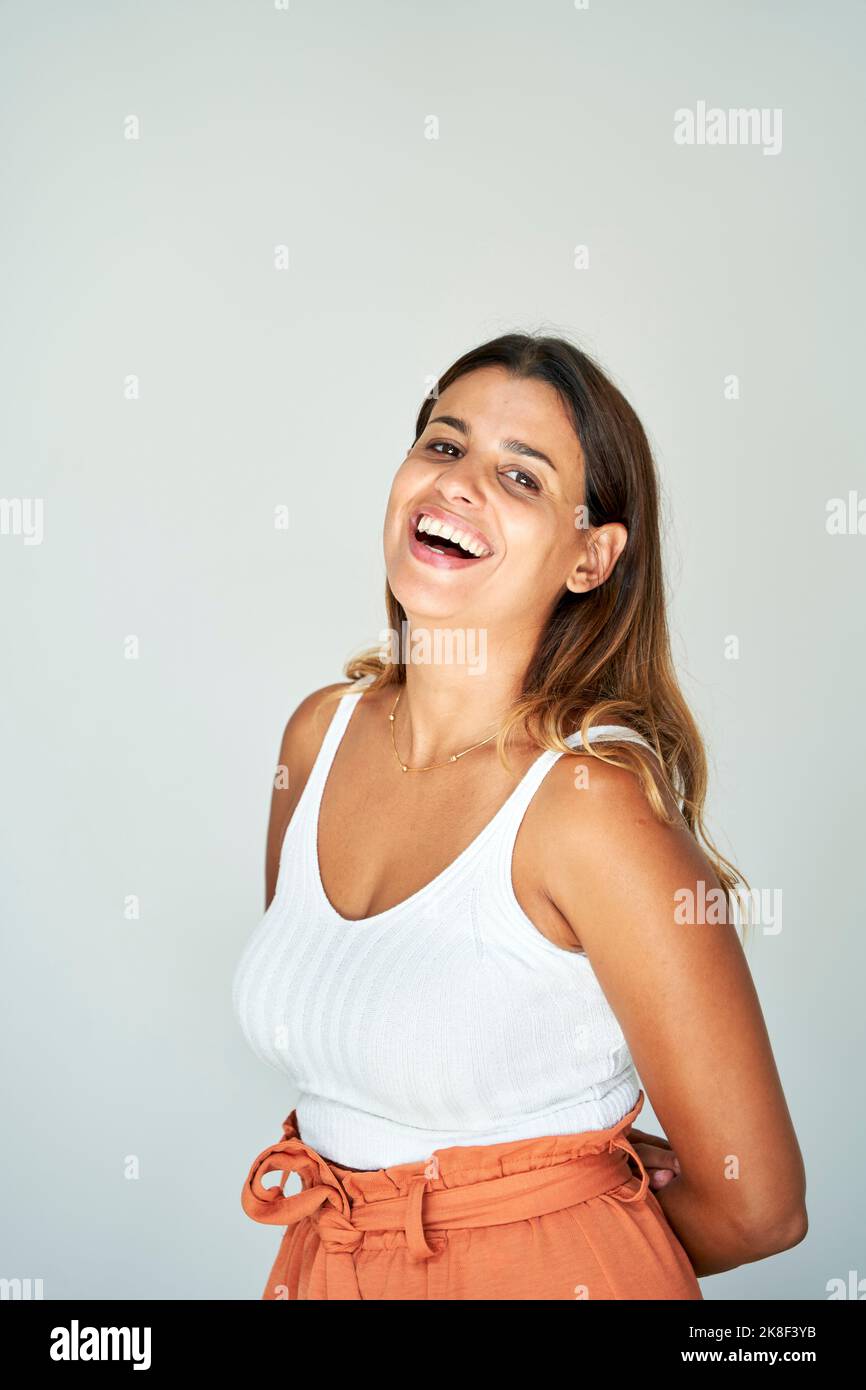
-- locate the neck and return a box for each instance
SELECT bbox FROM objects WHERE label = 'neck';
[390,618,538,765]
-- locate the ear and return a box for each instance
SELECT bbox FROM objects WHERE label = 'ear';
[565,521,628,595]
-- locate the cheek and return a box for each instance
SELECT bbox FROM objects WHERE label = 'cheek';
[384,459,431,529]
[387,458,423,505]
[383,466,420,556]
[509,506,560,558]
[382,468,407,520]
[507,511,578,583]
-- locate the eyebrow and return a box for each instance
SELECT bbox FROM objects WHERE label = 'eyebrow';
[427,414,557,473]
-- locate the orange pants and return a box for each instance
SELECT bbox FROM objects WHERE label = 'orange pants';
[241,1090,703,1300]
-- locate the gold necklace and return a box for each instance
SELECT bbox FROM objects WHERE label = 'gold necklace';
[389,689,499,773]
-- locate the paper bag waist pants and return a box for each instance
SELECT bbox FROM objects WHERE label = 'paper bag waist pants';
[240,1089,703,1301]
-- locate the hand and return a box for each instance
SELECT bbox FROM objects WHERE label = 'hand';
[625,1125,681,1191]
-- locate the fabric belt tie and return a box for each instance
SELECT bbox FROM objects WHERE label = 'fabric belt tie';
[241,1092,651,1299]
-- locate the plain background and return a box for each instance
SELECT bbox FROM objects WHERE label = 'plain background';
[2,0,863,1300]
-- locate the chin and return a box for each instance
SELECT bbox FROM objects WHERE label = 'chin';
[386,571,469,625]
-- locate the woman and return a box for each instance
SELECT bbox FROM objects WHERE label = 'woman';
[233,332,807,1300]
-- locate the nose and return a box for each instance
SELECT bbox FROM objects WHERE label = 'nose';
[433,452,487,510]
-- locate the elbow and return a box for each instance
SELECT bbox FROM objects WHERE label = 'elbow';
[657,1177,807,1277]
[736,1204,809,1261]
[765,1205,809,1256]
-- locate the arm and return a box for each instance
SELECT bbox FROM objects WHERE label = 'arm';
[264,681,356,911]
[538,753,808,1278]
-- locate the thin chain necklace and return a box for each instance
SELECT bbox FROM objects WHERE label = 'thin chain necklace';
[388,689,499,773]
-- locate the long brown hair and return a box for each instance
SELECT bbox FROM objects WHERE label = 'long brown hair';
[332,332,750,938]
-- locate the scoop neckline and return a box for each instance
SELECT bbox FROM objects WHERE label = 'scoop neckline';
[309,694,556,928]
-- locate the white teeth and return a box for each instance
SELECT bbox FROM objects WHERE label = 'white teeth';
[417,514,490,557]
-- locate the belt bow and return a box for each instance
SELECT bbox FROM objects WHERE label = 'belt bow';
[241,1114,437,1298]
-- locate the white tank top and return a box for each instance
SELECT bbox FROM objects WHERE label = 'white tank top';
[232,688,656,1170]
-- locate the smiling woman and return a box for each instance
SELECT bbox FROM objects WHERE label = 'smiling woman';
[232,331,807,1301]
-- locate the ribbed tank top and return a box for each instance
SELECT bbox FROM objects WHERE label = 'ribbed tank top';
[232,689,657,1171]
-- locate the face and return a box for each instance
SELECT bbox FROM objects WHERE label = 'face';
[383,366,627,628]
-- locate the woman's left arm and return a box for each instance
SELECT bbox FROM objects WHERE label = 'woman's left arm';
[538,752,808,1279]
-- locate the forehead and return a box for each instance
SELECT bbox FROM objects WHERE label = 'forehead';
[431,366,582,464]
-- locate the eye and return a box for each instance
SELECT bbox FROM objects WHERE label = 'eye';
[501,467,541,492]
[427,439,462,458]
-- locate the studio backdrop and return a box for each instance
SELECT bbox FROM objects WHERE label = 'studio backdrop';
[1,0,863,1301]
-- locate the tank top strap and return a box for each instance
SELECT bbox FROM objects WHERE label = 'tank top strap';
[298,688,365,819]
[482,748,565,870]
[564,722,660,757]
[494,722,658,832]
[484,723,661,888]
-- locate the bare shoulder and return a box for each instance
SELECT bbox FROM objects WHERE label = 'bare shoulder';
[540,737,684,833]
[531,745,704,929]
[277,680,360,780]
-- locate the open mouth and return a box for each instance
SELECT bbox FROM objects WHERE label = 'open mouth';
[409,510,493,563]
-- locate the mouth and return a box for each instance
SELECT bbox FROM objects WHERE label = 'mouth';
[407,506,494,569]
